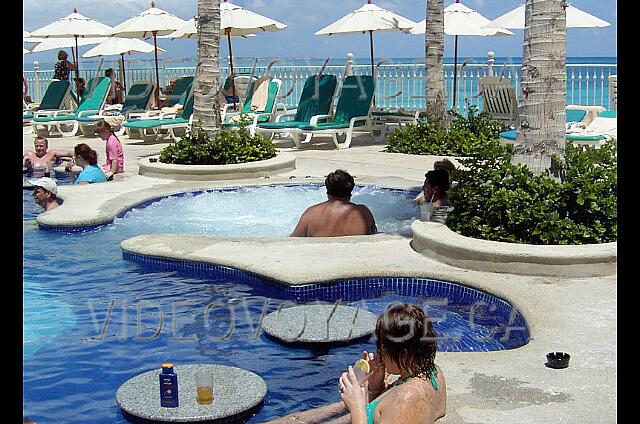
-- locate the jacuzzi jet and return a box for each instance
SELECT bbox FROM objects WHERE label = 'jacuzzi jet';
[546,352,571,369]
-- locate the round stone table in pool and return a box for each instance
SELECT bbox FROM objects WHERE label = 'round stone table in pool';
[116,364,267,423]
[261,304,378,344]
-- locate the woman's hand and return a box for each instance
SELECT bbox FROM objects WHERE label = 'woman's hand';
[363,350,385,397]
[339,366,368,415]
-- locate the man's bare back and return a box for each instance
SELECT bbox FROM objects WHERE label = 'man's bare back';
[291,198,377,237]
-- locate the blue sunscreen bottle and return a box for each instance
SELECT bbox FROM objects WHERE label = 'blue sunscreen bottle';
[159,363,179,407]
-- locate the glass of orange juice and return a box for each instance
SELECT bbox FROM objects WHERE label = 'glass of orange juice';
[195,369,214,404]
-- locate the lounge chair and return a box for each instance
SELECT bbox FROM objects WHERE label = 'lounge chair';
[122,89,195,141]
[290,75,376,149]
[566,110,617,146]
[470,76,518,126]
[255,74,338,145]
[22,80,71,124]
[162,75,194,107]
[233,74,258,105]
[499,109,615,147]
[220,78,283,136]
[75,82,156,136]
[31,77,111,137]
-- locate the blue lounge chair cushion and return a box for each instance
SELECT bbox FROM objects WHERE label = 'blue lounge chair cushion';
[124,91,194,130]
[598,110,616,118]
[258,120,313,130]
[501,129,606,142]
[37,80,71,111]
[124,117,190,129]
[500,129,517,141]
[566,109,587,123]
[33,78,111,123]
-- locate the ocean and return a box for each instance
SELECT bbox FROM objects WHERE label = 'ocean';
[23,56,617,72]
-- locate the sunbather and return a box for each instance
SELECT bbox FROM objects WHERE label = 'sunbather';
[291,169,377,237]
[264,303,447,424]
[23,136,73,175]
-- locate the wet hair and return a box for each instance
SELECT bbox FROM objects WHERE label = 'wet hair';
[57,50,67,60]
[95,120,112,133]
[325,169,355,199]
[424,169,450,194]
[375,303,437,375]
[74,143,98,165]
[34,136,48,147]
[433,158,456,175]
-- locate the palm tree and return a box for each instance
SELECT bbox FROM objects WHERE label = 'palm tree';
[424,0,447,127]
[193,0,222,136]
[513,0,567,174]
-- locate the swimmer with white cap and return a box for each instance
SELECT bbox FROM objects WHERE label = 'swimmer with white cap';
[28,177,59,211]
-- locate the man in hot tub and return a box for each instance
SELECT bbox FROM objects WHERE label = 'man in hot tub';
[23,136,74,175]
[291,169,377,237]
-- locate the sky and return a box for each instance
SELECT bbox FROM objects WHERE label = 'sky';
[23,0,617,65]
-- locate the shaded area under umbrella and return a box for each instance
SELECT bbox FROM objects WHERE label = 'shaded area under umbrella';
[110,1,186,107]
[82,37,165,92]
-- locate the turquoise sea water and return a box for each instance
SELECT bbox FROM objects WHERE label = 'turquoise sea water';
[23,56,617,71]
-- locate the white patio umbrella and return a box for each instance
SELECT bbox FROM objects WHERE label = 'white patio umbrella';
[315,0,418,76]
[30,37,109,53]
[110,1,187,105]
[29,9,113,84]
[83,37,165,92]
[484,3,610,29]
[23,32,44,53]
[219,0,286,106]
[410,0,514,107]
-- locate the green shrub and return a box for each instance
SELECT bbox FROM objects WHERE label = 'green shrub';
[159,123,277,165]
[447,139,617,245]
[384,105,509,156]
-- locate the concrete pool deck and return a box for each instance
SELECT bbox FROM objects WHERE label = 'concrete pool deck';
[23,131,617,423]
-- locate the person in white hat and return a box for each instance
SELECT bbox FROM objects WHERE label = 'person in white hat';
[28,177,59,211]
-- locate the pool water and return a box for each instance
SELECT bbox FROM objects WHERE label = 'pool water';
[114,184,420,237]
[23,184,529,423]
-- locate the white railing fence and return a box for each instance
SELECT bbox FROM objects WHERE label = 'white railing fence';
[24,53,617,113]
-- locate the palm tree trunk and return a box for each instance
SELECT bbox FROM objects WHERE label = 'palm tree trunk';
[194,0,222,137]
[425,0,447,128]
[513,0,567,174]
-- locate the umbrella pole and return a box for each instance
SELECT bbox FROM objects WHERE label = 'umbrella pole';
[369,30,375,76]
[369,30,376,106]
[452,35,458,110]
[227,30,237,110]
[75,36,80,102]
[153,30,160,108]
[121,53,127,93]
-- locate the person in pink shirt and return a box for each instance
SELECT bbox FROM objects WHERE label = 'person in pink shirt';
[95,121,124,180]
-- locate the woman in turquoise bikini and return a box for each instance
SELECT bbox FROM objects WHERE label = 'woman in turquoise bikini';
[265,303,446,424]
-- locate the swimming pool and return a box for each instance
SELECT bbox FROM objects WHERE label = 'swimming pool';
[23,184,530,423]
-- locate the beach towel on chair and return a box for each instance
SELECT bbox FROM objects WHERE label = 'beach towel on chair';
[250,78,270,112]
